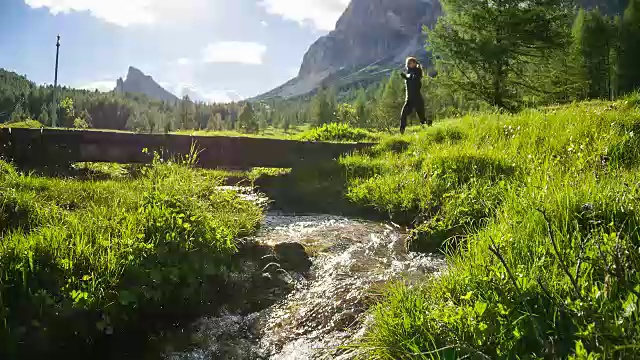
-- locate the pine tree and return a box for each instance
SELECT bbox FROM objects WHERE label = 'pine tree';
[573,9,616,99]
[353,88,368,127]
[238,102,258,134]
[258,115,268,133]
[179,95,196,129]
[428,0,572,110]
[374,71,405,131]
[311,87,336,125]
[38,105,50,126]
[618,0,640,94]
[207,113,224,131]
[282,115,291,133]
[10,103,25,123]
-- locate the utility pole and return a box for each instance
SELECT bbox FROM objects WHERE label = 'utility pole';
[51,35,61,127]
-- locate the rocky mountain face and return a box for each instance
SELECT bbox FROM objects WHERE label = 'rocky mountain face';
[299,0,441,78]
[260,0,442,99]
[258,0,627,100]
[114,66,178,103]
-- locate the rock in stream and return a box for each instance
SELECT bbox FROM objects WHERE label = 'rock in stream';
[166,214,445,360]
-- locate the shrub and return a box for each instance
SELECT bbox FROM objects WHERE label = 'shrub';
[73,117,89,129]
[0,119,43,129]
[0,159,262,356]
[297,123,377,142]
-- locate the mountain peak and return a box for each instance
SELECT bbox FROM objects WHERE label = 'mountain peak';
[114,66,177,103]
[259,0,442,100]
[127,66,146,77]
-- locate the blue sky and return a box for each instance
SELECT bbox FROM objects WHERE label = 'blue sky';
[0,0,350,102]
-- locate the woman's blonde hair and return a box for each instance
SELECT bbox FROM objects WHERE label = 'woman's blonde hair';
[406,56,419,67]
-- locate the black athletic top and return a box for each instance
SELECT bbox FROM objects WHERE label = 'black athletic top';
[401,66,423,100]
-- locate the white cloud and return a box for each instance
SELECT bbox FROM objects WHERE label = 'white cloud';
[175,83,243,104]
[260,20,269,27]
[23,0,214,27]
[259,0,350,31]
[176,58,192,66]
[77,80,115,92]
[202,42,267,65]
[201,90,244,103]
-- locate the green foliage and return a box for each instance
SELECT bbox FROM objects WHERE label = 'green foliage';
[0,157,262,355]
[207,112,225,131]
[178,95,196,130]
[58,97,76,127]
[297,123,376,143]
[73,117,89,129]
[238,102,259,133]
[0,119,44,129]
[374,71,405,130]
[428,0,572,110]
[37,104,50,126]
[618,0,640,94]
[349,100,640,358]
[282,115,291,133]
[311,87,337,125]
[573,9,617,99]
[335,103,358,125]
[353,88,369,127]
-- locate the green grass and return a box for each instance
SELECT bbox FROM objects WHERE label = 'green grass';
[341,96,640,358]
[0,119,44,129]
[296,123,378,142]
[0,156,263,356]
[174,124,310,139]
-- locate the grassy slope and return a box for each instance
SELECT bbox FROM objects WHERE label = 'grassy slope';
[0,158,262,356]
[340,97,640,358]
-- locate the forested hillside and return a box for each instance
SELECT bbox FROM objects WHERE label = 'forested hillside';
[0,69,311,134]
[2,0,640,135]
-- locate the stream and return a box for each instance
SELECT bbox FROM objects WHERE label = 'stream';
[162,211,445,360]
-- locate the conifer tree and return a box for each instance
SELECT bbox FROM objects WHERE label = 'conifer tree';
[353,88,368,127]
[311,87,336,125]
[374,70,404,131]
[238,102,258,133]
[573,9,615,99]
[179,95,196,130]
[38,104,50,126]
[618,0,640,94]
[428,0,572,110]
[10,103,25,123]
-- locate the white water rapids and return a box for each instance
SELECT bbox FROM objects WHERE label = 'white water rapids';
[165,214,445,360]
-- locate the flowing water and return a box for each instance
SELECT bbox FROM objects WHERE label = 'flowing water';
[165,213,446,360]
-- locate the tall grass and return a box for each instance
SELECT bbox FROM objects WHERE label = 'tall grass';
[344,96,640,358]
[0,155,263,356]
[297,123,378,142]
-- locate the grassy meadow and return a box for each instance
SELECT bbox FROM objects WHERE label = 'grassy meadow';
[0,155,263,356]
[1,94,640,358]
[334,96,640,358]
